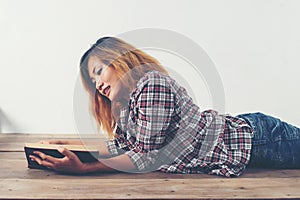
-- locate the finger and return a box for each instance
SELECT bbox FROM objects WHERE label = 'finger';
[29,154,42,163]
[29,155,55,169]
[57,146,76,159]
[49,140,63,144]
[33,151,48,160]
[49,140,70,144]
[38,140,65,144]
[33,151,59,163]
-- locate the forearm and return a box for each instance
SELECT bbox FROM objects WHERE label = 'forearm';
[95,140,112,158]
[82,154,136,173]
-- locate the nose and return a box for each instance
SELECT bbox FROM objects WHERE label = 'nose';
[95,78,104,94]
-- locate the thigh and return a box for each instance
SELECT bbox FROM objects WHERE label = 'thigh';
[237,112,300,168]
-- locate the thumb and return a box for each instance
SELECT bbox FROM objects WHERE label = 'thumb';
[57,146,76,158]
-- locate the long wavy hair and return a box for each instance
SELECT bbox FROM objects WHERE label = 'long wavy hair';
[80,37,168,139]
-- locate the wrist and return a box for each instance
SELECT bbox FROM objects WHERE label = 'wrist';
[81,162,92,173]
[80,161,108,173]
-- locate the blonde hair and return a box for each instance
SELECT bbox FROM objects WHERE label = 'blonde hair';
[80,37,168,139]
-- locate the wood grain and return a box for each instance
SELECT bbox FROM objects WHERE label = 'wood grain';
[1,178,299,199]
[0,133,105,151]
[0,133,300,199]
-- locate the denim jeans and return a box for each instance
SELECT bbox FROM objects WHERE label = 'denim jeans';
[237,112,300,168]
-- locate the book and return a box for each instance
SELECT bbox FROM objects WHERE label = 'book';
[24,143,99,169]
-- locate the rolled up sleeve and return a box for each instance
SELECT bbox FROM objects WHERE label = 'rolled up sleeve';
[105,140,120,157]
[105,126,130,157]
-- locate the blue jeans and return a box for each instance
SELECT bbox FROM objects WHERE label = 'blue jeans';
[237,112,300,168]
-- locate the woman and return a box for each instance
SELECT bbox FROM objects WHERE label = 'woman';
[30,37,300,177]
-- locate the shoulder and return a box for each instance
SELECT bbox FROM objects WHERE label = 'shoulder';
[137,70,173,88]
[131,71,174,97]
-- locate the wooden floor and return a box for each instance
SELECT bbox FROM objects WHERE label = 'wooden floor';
[0,133,300,200]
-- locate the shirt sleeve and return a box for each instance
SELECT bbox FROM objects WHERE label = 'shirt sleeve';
[206,148,251,177]
[205,116,253,177]
[105,139,120,157]
[105,126,130,157]
[125,73,175,171]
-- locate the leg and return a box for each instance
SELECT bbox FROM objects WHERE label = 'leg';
[237,112,300,168]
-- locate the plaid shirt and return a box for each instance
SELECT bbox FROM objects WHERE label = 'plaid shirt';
[106,71,253,177]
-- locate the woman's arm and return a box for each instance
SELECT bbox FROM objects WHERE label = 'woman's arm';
[83,154,136,173]
[29,146,136,174]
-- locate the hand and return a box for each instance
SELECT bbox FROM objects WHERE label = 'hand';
[29,146,86,174]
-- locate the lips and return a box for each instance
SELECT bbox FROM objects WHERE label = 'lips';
[103,86,111,97]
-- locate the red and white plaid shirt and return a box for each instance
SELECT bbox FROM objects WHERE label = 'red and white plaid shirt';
[106,71,253,177]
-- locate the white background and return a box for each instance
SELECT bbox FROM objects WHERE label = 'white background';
[1,0,299,134]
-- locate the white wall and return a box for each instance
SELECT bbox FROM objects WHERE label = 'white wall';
[0,0,299,134]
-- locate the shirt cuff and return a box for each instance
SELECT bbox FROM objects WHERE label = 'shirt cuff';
[208,163,246,177]
[125,150,160,172]
[105,140,120,157]
[125,151,146,171]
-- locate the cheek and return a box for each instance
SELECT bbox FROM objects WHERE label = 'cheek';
[107,69,119,83]
[100,71,111,82]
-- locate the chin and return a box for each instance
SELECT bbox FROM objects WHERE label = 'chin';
[108,93,115,102]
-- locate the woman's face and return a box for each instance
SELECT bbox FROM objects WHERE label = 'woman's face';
[88,56,121,101]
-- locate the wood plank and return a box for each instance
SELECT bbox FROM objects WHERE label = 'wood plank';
[0,133,105,140]
[0,152,26,159]
[1,178,299,199]
[1,153,300,179]
[0,157,213,179]
[0,141,104,152]
[0,143,25,151]
[0,133,106,151]
[0,133,105,151]
[1,134,300,199]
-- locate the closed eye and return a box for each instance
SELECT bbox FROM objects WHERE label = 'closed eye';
[97,68,102,75]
